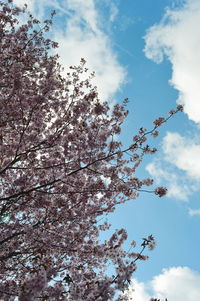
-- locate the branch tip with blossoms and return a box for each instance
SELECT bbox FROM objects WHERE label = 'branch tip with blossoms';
[153,104,183,127]
[141,235,156,251]
[154,187,168,197]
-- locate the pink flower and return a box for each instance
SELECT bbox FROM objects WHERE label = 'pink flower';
[153,117,165,127]
[154,187,167,197]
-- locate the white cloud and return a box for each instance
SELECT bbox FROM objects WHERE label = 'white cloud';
[163,132,200,180]
[127,267,200,301]
[66,0,99,32]
[13,0,125,101]
[144,0,200,206]
[146,131,200,202]
[13,0,70,17]
[188,208,200,216]
[13,0,52,16]
[13,0,35,9]
[146,161,191,201]
[54,0,125,101]
[124,280,150,301]
[144,0,200,123]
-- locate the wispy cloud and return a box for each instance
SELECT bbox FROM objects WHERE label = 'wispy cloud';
[188,208,200,216]
[109,2,119,22]
[125,267,200,301]
[144,0,200,123]
[13,0,126,101]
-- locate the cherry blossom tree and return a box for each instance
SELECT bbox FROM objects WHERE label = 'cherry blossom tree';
[0,1,182,300]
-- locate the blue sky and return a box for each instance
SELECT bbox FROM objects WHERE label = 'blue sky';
[13,0,200,299]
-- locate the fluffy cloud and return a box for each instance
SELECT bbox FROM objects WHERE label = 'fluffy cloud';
[126,267,200,301]
[146,131,200,201]
[144,0,200,203]
[144,0,200,123]
[146,161,191,201]
[163,132,200,179]
[124,280,150,301]
[13,0,125,101]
